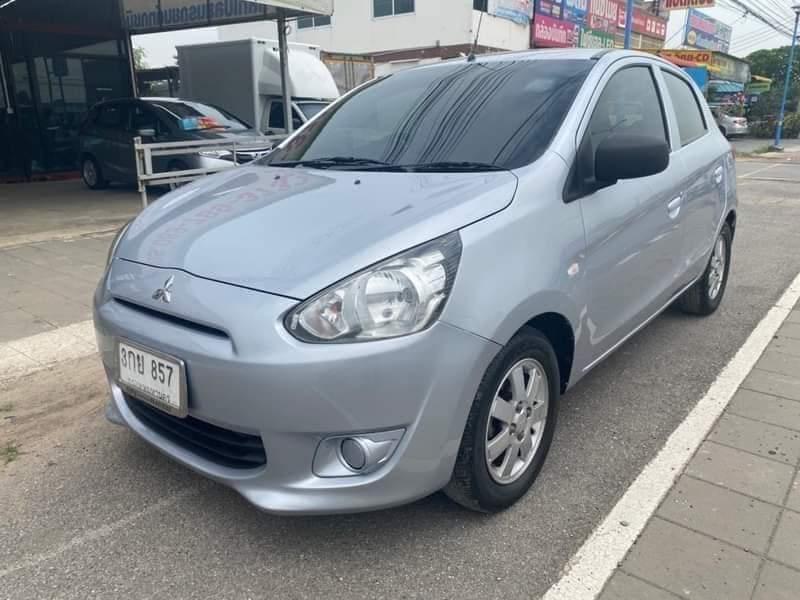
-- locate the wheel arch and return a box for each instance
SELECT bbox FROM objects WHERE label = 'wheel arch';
[725,208,737,238]
[524,312,575,393]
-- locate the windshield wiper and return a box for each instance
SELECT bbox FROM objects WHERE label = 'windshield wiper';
[269,156,392,169]
[379,161,506,172]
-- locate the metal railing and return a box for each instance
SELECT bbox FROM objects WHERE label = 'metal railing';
[133,136,279,207]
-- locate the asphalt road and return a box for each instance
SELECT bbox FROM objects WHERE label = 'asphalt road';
[2,159,800,600]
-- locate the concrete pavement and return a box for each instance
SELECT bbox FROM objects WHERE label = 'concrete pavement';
[599,303,800,600]
[0,180,139,249]
[2,161,800,599]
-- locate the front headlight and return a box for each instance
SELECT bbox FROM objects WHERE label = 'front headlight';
[198,150,234,161]
[106,221,131,267]
[286,232,462,343]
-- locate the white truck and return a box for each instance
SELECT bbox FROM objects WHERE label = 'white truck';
[177,38,340,137]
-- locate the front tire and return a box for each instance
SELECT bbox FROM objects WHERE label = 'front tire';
[445,327,559,513]
[678,222,732,316]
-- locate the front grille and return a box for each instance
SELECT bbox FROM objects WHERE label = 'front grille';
[125,394,266,470]
[113,298,228,340]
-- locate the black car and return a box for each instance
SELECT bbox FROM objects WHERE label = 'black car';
[78,97,271,189]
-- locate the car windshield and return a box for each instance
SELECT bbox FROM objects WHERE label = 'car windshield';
[297,101,329,120]
[149,100,251,132]
[265,59,594,171]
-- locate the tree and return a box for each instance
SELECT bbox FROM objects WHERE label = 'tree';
[747,46,800,88]
[133,47,148,71]
[746,46,800,118]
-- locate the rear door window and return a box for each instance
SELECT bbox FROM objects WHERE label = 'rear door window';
[662,71,708,146]
[97,104,126,129]
[130,105,163,136]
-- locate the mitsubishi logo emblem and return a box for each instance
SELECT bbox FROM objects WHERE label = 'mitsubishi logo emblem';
[152,275,174,304]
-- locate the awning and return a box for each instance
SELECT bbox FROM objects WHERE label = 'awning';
[122,0,332,34]
[708,80,744,93]
[245,0,332,14]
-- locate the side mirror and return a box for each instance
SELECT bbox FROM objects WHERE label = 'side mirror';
[137,128,156,138]
[595,134,669,184]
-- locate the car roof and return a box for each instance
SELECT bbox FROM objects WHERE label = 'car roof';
[410,48,673,71]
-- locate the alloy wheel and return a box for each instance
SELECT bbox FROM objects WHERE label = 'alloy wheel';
[485,358,549,485]
[708,235,727,300]
[83,160,97,187]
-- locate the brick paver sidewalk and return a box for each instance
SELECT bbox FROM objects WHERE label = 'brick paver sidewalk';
[600,309,800,600]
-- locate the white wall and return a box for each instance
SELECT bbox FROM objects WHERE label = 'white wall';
[218,2,531,54]
[470,10,530,51]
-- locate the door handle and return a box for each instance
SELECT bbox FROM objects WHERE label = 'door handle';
[714,166,724,185]
[667,196,682,219]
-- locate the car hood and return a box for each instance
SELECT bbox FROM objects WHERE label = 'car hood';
[117,164,518,299]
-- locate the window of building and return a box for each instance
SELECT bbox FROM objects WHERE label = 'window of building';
[297,14,331,28]
[473,0,489,10]
[374,0,414,18]
[662,71,707,146]
[587,66,668,150]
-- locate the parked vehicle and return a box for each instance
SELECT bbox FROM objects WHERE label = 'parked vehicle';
[711,106,749,138]
[177,38,340,138]
[94,49,737,515]
[79,97,272,189]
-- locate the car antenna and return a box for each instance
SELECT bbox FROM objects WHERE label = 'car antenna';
[467,10,484,62]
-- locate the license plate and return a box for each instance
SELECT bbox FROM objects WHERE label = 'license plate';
[117,340,187,417]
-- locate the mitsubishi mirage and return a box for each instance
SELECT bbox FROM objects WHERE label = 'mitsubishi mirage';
[94,50,737,514]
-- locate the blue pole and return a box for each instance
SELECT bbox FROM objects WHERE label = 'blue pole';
[624,0,634,49]
[773,9,800,150]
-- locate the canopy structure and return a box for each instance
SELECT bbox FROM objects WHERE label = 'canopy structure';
[121,0,333,135]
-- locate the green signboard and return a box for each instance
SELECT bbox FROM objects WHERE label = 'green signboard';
[579,28,615,49]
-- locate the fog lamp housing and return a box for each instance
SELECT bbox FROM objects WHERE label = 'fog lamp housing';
[313,429,405,477]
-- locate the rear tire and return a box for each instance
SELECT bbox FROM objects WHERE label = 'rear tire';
[445,327,559,513]
[678,222,732,316]
[81,156,107,190]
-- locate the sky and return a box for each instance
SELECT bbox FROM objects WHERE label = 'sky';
[133,3,797,68]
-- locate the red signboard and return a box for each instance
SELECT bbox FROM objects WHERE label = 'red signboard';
[532,13,579,47]
[661,0,715,10]
[616,5,667,40]
[588,0,621,34]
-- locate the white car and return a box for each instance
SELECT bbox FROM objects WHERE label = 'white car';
[713,108,749,138]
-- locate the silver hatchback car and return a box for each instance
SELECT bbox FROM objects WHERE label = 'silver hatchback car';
[94,49,736,514]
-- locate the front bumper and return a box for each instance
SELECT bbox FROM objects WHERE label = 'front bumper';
[94,260,499,514]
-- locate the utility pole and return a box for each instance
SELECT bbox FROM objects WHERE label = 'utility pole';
[624,0,634,49]
[772,5,800,151]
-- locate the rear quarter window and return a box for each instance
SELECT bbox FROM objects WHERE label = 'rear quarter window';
[662,71,707,146]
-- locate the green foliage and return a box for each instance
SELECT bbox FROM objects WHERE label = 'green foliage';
[784,112,800,138]
[749,113,800,139]
[747,47,800,87]
[748,86,800,119]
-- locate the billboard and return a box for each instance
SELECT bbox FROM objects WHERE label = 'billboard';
[122,0,333,33]
[661,0,715,11]
[659,49,713,64]
[684,8,732,53]
[532,13,579,47]
[616,5,667,40]
[563,0,588,24]
[488,0,534,24]
[535,0,565,19]
[580,27,614,48]
[587,0,620,34]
